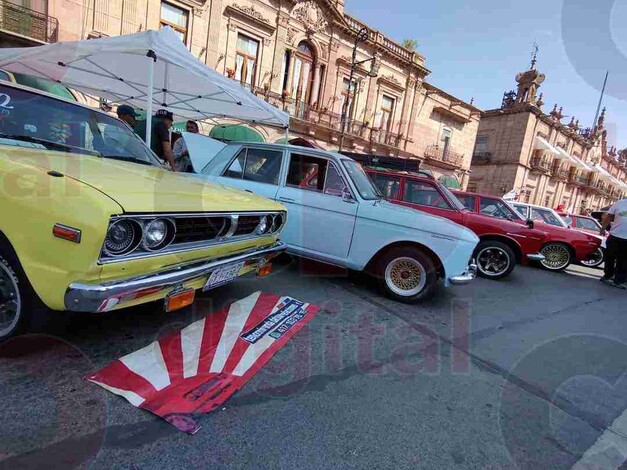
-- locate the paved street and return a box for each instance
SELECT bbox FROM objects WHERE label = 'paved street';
[1,259,626,469]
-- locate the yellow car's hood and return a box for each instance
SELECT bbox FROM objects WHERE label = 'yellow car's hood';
[0,148,284,213]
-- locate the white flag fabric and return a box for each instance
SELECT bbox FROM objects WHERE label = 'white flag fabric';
[502,189,518,201]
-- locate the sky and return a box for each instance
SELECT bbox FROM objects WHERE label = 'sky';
[346,0,627,149]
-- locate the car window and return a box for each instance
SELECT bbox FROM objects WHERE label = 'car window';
[576,217,601,231]
[513,205,528,218]
[455,194,477,211]
[480,197,515,219]
[223,148,282,185]
[532,208,562,226]
[403,181,452,209]
[562,216,573,226]
[287,153,346,197]
[370,173,401,199]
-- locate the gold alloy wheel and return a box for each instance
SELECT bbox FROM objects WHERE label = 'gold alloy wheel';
[540,244,571,270]
[384,256,427,297]
[0,261,21,338]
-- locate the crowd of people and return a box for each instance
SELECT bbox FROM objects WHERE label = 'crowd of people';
[116,104,199,172]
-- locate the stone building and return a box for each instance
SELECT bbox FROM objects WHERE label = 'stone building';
[470,58,627,212]
[2,0,480,188]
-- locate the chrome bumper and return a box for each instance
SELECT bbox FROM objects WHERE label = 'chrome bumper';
[65,242,286,313]
[526,253,545,261]
[449,262,477,285]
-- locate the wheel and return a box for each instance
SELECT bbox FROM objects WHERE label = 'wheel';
[474,240,516,280]
[580,247,604,269]
[0,245,48,342]
[539,243,572,271]
[376,247,438,303]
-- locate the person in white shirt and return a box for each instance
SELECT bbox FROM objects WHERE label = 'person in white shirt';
[172,120,199,172]
[600,198,627,289]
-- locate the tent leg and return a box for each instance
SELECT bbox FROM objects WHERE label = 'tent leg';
[145,54,155,149]
[284,127,289,142]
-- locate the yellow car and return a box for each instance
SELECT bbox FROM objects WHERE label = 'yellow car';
[0,81,286,340]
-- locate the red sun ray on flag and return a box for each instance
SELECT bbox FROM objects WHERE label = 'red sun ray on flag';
[86,292,320,434]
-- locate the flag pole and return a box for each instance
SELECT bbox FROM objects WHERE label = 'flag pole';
[592,71,608,128]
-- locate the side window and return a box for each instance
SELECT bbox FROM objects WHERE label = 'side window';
[370,173,401,199]
[403,181,452,209]
[324,163,347,196]
[457,195,477,211]
[513,205,528,218]
[225,149,246,179]
[224,148,282,184]
[244,148,282,184]
[480,197,513,219]
[537,209,561,226]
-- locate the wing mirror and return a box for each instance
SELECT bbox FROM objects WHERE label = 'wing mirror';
[526,219,535,229]
[341,187,355,204]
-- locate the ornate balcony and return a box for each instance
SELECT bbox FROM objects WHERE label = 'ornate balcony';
[529,156,552,174]
[568,170,590,186]
[424,144,464,169]
[0,0,58,43]
[250,87,408,151]
[550,164,569,181]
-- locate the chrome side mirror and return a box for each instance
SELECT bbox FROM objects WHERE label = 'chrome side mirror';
[341,187,355,203]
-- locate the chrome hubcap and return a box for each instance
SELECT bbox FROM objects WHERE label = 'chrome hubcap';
[477,247,510,276]
[540,245,570,270]
[0,263,20,337]
[385,257,427,297]
[581,248,604,267]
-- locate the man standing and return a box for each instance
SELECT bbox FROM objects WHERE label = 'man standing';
[600,197,627,289]
[137,109,177,171]
[172,120,199,172]
[116,105,139,130]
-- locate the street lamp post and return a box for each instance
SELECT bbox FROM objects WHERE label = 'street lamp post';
[338,26,379,153]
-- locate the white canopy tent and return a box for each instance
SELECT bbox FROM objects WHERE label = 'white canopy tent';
[0,27,289,147]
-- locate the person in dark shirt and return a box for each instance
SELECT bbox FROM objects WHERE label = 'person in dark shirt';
[145,109,176,171]
[116,104,139,130]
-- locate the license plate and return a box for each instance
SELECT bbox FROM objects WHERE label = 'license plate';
[203,261,245,291]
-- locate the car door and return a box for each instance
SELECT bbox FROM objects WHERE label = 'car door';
[275,151,357,261]
[215,146,285,200]
[398,179,464,224]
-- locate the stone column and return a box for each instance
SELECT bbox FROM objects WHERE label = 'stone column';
[286,49,295,95]
[205,0,224,69]
[271,12,290,93]
[311,65,321,107]
[397,76,415,137]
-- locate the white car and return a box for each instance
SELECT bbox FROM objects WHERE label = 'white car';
[185,134,478,303]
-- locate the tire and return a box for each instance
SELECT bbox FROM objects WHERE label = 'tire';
[580,247,604,269]
[474,240,516,280]
[375,246,438,303]
[0,244,48,342]
[539,242,572,271]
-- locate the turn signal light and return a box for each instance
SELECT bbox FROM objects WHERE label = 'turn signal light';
[257,263,272,278]
[165,289,195,312]
[53,224,82,243]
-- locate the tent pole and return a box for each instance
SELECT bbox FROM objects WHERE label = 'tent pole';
[146,51,156,149]
[284,127,289,142]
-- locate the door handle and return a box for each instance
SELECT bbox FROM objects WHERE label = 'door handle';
[278,197,295,203]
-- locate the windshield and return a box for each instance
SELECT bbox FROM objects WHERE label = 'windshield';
[342,159,382,200]
[438,183,466,211]
[531,208,567,227]
[0,83,160,166]
[577,217,601,231]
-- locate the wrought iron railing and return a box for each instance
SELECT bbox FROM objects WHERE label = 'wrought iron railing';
[530,156,552,173]
[472,152,492,164]
[550,164,569,180]
[568,172,590,186]
[424,144,464,167]
[0,0,58,43]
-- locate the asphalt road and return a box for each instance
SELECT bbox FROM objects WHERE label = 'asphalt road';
[1,258,626,469]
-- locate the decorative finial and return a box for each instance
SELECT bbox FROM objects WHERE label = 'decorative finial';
[536,93,544,107]
[568,117,575,128]
[530,42,539,69]
[575,119,580,130]
[470,97,474,105]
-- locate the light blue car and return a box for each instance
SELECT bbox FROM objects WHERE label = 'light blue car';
[186,134,478,303]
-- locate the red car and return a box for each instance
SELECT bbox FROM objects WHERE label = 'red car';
[363,167,547,279]
[454,192,602,271]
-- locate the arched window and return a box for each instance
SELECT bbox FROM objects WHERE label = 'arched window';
[291,41,316,104]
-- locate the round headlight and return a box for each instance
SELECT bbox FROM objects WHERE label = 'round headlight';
[104,219,141,256]
[255,215,271,235]
[143,218,174,250]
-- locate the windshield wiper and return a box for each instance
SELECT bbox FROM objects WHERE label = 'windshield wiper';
[101,155,156,167]
[0,133,101,157]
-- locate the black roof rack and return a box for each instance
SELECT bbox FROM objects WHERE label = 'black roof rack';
[341,152,434,179]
